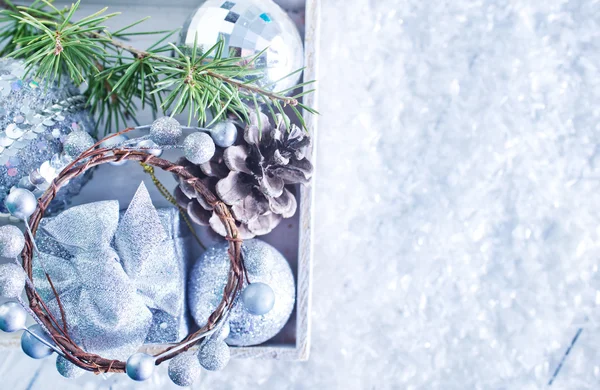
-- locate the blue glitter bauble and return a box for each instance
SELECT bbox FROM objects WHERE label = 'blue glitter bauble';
[0,58,94,217]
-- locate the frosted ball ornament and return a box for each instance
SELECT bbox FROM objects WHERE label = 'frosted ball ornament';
[126,352,155,381]
[197,339,230,371]
[168,353,202,387]
[184,132,216,164]
[150,116,182,145]
[0,263,26,298]
[63,130,95,158]
[56,355,85,379]
[180,0,304,93]
[21,324,54,359]
[242,282,275,315]
[189,239,295,346]
[5,188,37,219]
[210,121,238,148]
[0,301,27,332]
[0,225,25,258]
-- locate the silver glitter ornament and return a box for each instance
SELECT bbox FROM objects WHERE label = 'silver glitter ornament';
[126,352,155,381]
[63,130,94,158]
[0,301,27,332]
[168,353,202,387]
[184,132,216,164]
[0,263,26,298]
[0,224,25,258]
[21,324,54,359]
[56,355,85,379]
[242,239,274,275]
[5,188,37,219]
[210,121,238,148]
[242,282,275,315]
[189,239,295,346]
[150,116,182,145]
[180,0,304,93]
[197,339,230,371]
[0,58,94,216]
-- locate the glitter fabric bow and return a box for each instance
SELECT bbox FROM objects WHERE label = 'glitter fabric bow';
[33,183,185,359]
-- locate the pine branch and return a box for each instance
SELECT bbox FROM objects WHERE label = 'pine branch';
[0,0,314,136]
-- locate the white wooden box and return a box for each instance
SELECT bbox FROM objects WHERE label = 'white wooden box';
[0,0,319,361]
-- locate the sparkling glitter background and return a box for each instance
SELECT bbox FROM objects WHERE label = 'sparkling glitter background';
[2,0,600,389]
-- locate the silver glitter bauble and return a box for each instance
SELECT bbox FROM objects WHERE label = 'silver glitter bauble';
[0,263,26,298]
[63,131,94,158]
[197,339,230,371]
[189,239,295,346]
[242,239,274,275]
[168,353,202,387]
[136,139,163,157]
[0,58,94,216]
[0,301,27,332]
[126,353,155,381]
[21,324,54,359]
[150,117,182,146]
[56,355,85,379]
[242,282,275,315]
[210,121,238,148]
[180,0,304,93]
[184,132,216,164]
[5,188,37,219]
[0,225,24,258]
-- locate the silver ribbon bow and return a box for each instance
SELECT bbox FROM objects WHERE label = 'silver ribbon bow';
[34,183,184,360]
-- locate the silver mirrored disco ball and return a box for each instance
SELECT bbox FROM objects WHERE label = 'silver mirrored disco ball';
[180,0,304,93]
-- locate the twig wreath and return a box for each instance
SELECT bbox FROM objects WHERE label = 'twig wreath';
[20,129,247,373]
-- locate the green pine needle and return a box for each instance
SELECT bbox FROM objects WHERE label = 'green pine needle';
[0,0,316,136]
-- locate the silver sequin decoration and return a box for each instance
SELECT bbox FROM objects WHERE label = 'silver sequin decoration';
[180,0,304,93]
[188,239,295,346]
[0,58,93,215]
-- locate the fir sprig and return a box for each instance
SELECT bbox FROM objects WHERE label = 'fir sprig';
[0,0,315,136]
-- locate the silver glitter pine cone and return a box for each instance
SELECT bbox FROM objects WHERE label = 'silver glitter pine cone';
[175,112,312,238]
[179,0,304,93]
[0,58,94,217]
[188,239,295,346]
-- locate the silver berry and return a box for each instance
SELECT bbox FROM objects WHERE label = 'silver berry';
[0,263,26,298]
[5,188,37,220]
[63,131,95,158]
[184,132,216,164]
[0,225,25,258]
[168,353,202,387]
[210,121,238,148]
[150,116,182,145]
[197,339,230,371]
